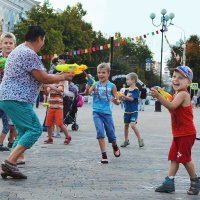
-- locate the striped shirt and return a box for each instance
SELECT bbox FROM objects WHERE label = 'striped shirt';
[48,84,64,109]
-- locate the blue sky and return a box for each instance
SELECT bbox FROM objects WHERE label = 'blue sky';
[38,0,200,67]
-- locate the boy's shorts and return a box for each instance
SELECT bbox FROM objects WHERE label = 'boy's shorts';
[46,108,63,127]
[124,112,138,124]
[168,135,196,163]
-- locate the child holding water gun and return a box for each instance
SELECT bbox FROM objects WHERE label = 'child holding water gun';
[151,66,200,195]
[84,63,121,164]
[119,73,144,148]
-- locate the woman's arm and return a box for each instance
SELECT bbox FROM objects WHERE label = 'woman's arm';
[31,70,71,84]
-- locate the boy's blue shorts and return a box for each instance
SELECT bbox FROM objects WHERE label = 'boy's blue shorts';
[124,112,138,124]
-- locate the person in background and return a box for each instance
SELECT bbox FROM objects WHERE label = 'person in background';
[120,84,126,109]
[49,57,58,74]
[139,84,147,111]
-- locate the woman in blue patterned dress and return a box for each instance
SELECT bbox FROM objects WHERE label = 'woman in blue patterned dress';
[0,25,73,179]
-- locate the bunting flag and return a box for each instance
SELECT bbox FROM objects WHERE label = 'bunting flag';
[40,30,160,60]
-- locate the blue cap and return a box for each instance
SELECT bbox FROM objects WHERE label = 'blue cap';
[175,66,193,82]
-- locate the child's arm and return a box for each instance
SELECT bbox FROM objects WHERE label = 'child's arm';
[48,84,63,92]
[84,84,94,95]
[120,92,134,101]
[111,86,120,105]
[151,88,189,111]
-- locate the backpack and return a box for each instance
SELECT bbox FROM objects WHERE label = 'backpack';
[77,94,84,108]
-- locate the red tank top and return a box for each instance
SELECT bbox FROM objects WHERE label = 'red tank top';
[170,104,196,137]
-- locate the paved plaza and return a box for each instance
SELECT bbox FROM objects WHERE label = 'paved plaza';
[0,103,200,200]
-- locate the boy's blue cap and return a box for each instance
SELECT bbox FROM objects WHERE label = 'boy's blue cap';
[175,66,193,82]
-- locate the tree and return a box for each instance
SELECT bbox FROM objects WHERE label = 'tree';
[167,35,200,83]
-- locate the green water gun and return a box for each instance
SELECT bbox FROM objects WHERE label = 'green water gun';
[0,57,7,69]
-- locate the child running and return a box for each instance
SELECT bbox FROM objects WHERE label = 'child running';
[44,78,72,145]
[85,63,121,164]
[120,73,144,148]
[151,66,200,195]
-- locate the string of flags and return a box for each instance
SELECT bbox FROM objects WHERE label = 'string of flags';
[39,30,160,60]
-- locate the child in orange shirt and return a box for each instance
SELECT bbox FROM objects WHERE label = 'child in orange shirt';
[44,80,72,145]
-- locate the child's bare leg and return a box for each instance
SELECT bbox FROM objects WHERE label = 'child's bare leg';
[56,125,60,133]
[130,123,141,140]
[183,161,197,178]
[47,126,53,139]
[124,124,129,141]
[98,138,106,153]
[168,160,179,176]
[60,125,70,138]
[9,125,17,143]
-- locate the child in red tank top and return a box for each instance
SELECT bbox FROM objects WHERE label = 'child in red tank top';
[151,66,200,195]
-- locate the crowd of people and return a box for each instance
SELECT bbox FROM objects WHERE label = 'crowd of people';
[0,25,199,196]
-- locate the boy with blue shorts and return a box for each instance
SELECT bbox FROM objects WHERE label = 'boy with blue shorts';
[85,63,121,164]
[120,72,144,148]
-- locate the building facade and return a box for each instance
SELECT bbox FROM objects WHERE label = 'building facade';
[0,0,39,34]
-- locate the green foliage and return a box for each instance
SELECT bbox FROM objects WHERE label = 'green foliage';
[12,0,159,87]
[167,34,200,84]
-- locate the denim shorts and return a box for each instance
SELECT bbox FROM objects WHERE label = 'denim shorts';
[93,111,116,143]
[124,112,138,124]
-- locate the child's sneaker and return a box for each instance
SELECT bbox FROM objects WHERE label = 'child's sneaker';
[138,139,144,147]
[155,176,175,193]
[120,140,130,147]
[44,138,53,144]
[101,152,108,164]
[54,133,61,138]
[187,177,200,195]
[112,144,121,157]
[64,136,71,145]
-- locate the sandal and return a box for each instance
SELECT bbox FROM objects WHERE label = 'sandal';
[44,138,53,144]
[64,136,71,145]
[187,177,200,195]
[1,160,27,179]
[16,160,26,165]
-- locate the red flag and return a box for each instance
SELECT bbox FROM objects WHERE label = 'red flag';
[104,44,108,49]
[122,40,127,45]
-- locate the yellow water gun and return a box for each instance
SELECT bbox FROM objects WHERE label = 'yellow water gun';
[55,63,87,75]
[154,86,173,101]
[0,57,7,69]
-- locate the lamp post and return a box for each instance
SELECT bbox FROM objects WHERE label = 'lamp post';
[150,9,175,111]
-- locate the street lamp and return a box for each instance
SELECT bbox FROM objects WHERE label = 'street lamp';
[150,9,175,111]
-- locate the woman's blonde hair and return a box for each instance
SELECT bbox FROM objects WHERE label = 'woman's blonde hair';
[0,32,16,43]
[97,62,111,73]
